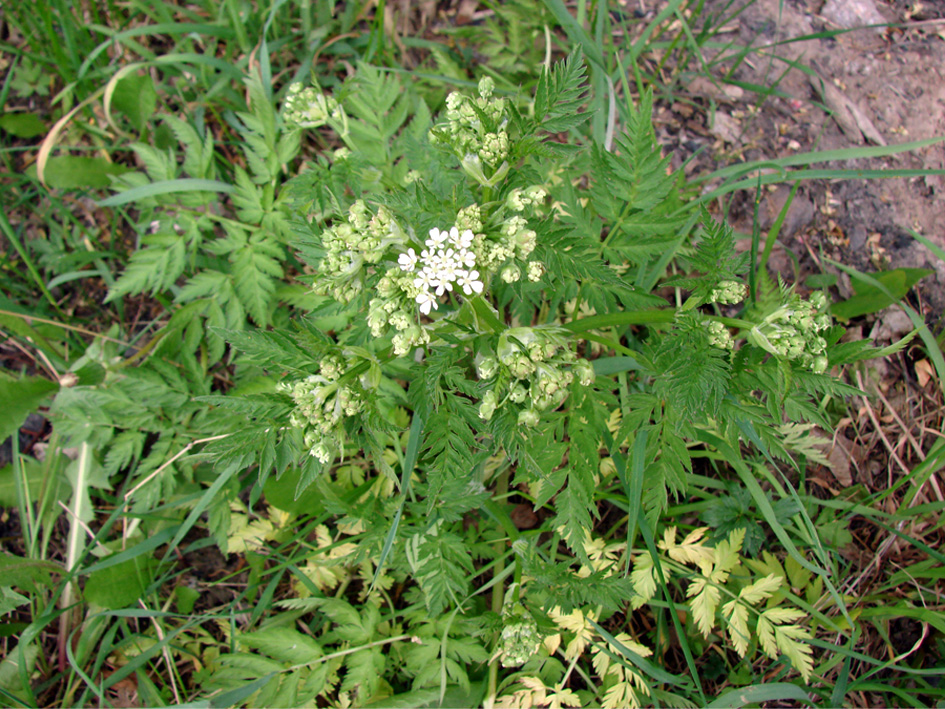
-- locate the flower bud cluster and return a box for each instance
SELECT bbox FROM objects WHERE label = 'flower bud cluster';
[705,320,734,350]
[709,279,747,305]
[429,77,510,184]
[283,83,347,131]
[469,206,545,283]
[496,604,541,668]
[314,200,406,304]
[749,290,832,373]
[477,327,595,426]
[279,356,363,465]
[506,186,547,213]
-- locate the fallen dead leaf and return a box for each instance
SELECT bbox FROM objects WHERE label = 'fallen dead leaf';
[510,504,539,530]
[687,76,745,103]
[914,358,934,388]
[709,111,741,144]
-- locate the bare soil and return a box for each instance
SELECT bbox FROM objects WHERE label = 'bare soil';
[667,0,945,321]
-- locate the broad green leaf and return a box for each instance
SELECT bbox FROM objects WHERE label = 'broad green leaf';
[0,458,46,507]
[0,376,57,442]
[0,642,37,700]
[174,585,200,615]
[363,682,486,708]
[83,554,157,609]
[110,73,157,132]
[28,156,131,189]
[707,683,814,708]
[263,467,326,515]
[238,626,323,665]
[0,587,30,617]
[830,268,932,320]
[0,113,46,139]
[0,552,60,592]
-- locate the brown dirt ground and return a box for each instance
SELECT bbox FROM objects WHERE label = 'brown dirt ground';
[659,0,945,323]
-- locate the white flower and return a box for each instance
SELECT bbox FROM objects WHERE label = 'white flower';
[448,227,475,249]
[416,290,438,315]
[398,248,418,272]
[456,269,484,295]
[427,227,449,246]
[413,268,437,292]
[457,248,477,268]
[434,278,454,296]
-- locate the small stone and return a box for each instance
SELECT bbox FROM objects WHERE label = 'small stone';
[821,0,887,31]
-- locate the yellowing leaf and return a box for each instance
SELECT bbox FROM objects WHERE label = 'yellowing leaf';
[687,576,720,638]
[226,506,276,554]
[612,632,652,659]
[762,607,806,624]
[775,624,815,682]
[497,676,548,709]
[757,615,778,659]
[660,526,715,567]
[739,573,782,605]
[744,550,786,583]
[548,684,582,709]
[549,607,596,661]
[543,633,562,657]
[603,681,639,709]
[630,552,658,607]
[712,527,745,577]
[722,598,750,657]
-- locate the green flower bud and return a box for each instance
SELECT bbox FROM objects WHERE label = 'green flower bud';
[456,204,483,232]
[311,442,333,464]
[525,186,547,204]
[573,359,595,387]
[509,384,528,404]
[517,408,540,428]
[710,280,746,305]
[526,261,544,282]
[479,390,499,421]
[506,189,526,212]
[477,356,499,380]
[319,356,344,380]
[508,353,535,380]
[500,264,521,283]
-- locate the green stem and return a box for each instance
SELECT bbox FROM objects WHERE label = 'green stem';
[484,466,511,709]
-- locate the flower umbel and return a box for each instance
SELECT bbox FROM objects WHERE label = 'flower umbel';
[408,227,484,315]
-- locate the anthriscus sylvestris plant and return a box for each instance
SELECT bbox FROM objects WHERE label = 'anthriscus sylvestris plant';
[199,53,893,707]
